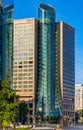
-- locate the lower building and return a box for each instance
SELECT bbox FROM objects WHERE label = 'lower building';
[13,18,38,124]
[75,84,83,110]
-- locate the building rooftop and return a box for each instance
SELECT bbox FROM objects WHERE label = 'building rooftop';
[39,3,55,12]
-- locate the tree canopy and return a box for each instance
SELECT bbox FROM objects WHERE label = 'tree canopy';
[0,77,19,129]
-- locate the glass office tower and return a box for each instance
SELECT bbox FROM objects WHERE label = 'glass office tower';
[55,22,75,124]
[1,0,14,80]
[36,4,62,123]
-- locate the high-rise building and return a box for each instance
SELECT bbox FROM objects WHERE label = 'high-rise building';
[36,4,62,124]
[55,22,75,124]
[13,4,75,125]
[13,18,38,124]
[75,84,83,110]
[0,0,14,80]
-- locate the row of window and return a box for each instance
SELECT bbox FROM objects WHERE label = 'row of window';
[14,33,33,36]
[63,111,74,117]
[13,57,33,61]
[14,48,33,52]
[16,89,33,92]
[13,65,33,68]
[13,85,33,88]
[14,25,33,29]
[13,61,31,64]
[13,76,33,80]
[14,53,33,57]
[13,61,33,65]
[13,73,33,76]
[14,45,33,49]
[14,80,33,84]
[14,57,33,60]
[13,69,33,72]
[14,50,33,53]
[15,36,33,39]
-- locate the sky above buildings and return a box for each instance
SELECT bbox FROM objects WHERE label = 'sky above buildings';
[14,0,83,84]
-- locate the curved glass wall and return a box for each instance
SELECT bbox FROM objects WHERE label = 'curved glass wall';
[1,0,14,80]
[0,2,3,80]
[3,0,14,6]
[36,4,61,123]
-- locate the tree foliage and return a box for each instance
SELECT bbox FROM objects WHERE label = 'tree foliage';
[77,109,83,117]
[0,77,19,129]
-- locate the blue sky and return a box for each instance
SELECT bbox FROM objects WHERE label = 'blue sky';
[14,0,83,84]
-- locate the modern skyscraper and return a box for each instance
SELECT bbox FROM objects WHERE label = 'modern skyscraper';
[75,84,83,110]
[36,4,62,123]
[13,3,75,125]
[13,18,38,124]
[55,22,75,124]
[0,0,14,80]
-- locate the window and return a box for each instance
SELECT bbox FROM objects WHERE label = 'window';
[29,103,33,108]
[23,89,27,92]
[19,66,22,68]
[30,110,33,115]
[24,65,27,68]
[29,61,33,64]
[29,89,33,92]
[17,90,22,92]
[18,86,22,88]
[23,85,27,88]
[24,81,27,84]
[28,85,33,88]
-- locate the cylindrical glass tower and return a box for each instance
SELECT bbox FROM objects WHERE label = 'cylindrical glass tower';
[36,3,56,122]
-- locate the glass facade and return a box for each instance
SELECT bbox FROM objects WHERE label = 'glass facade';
[0,3,3,80]
[55,22,75,124]
[63,23,75,122]
[36,4,62,123]
[63,24,75,98]
[1,0,14,80]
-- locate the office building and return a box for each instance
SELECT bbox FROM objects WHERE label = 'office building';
[13,18,38,124]
[0,0,14,80]
[75,84,83,110]
[13,4,75,125]
[36,4,62,124]
[55,22,75,124]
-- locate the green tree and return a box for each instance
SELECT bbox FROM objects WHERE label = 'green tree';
[0,77,19,130]
[77,109,83,117]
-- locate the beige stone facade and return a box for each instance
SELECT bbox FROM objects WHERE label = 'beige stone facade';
[75,84,83,110]
[13,18,38,124]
